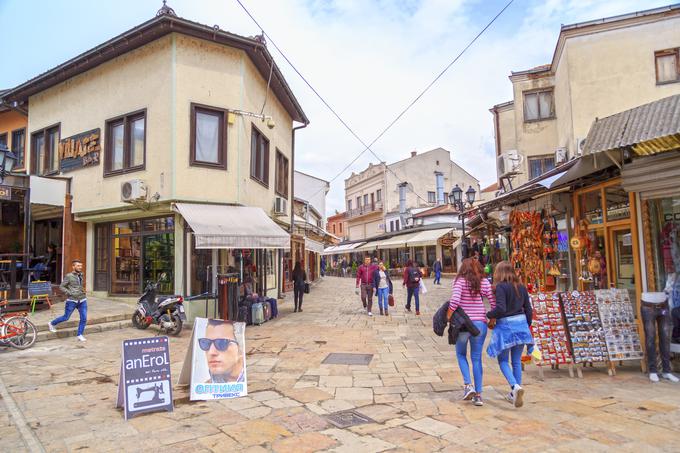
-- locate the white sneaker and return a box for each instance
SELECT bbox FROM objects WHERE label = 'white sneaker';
[649,373,660,383]
[368,312,373,317]
[511,384,525,408]
[77,335,86,342]
[662,373,679,383]
[48,322,57,333]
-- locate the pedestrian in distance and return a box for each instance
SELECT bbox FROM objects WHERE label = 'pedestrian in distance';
[341,258,348,277]
[485,261,535,408]
[372,261,393,316]
[433,258,442,285]
[402,260,422,315]
[291,261,307,312]
[320,256,326,278]
[447,258,496,406]
[48,259,88,342]
[356,256,376,316]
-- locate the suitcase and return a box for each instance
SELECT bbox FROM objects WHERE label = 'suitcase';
[268,298,278,318]
[251,302,264,325]
[263,301,271,321]
[237,306,249,323]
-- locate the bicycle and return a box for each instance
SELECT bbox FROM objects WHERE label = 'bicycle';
[0,300,38,350]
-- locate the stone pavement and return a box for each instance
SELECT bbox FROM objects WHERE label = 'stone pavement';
[1,276,680,452]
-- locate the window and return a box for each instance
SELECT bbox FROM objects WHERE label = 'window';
[105,110,145,175]
[347,200,352,211]
[11,129,26,170]
[395,219,400,231]
[390,220,394,231]
[0,133,6,148]
[528,155,555,179]
[376,189,381,202]
[363,194,369,206]
[275,150,289,198]
[250,125,269,185]
[523,89,554,122]
[190,104,227,168]
[339,223,342,233]
[655,49,679,84]
[427,191,436,203]
[31,124,60,175]
[356,196,361,208]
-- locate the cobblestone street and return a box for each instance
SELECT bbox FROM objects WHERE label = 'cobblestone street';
[2,276,680,452]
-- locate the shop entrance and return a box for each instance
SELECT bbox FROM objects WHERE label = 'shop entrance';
[610,227,636,301]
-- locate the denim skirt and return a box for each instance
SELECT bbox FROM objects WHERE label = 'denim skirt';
[486,314,534,358]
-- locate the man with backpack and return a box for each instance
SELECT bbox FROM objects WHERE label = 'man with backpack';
[355,256,377,316]
[402,259,422,315]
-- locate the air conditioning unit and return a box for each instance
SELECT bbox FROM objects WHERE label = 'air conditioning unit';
[121,179,147,202]
[497,150,523,177]
[273,197,287,215]
[555,147,568,165]
[575,137,587,157]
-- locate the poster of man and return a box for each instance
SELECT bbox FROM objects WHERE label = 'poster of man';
[188,318,247,400]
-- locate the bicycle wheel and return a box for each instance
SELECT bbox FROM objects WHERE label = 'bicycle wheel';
[3,316,37,349]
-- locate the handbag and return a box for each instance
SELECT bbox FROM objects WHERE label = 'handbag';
[419,279,428,294]
[304,282,310,294]
[388,294,395,307]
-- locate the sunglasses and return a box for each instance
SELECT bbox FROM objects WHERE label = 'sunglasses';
[198,338,239,352]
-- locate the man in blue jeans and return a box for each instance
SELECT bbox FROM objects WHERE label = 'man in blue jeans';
[48,259,87,342]
[433,259,442,285]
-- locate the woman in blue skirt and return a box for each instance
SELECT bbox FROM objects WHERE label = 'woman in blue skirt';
[486,261,534,408]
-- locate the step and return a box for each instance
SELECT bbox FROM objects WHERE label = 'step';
[33,313,130,333]
[38,319,133,342]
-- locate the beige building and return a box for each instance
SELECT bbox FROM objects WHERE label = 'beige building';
[491,4,680,189]
[344,148,479,241]
[1,5,308,300]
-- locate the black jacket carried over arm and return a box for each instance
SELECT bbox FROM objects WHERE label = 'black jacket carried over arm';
[432,301,479,344]
[486,282,532,325]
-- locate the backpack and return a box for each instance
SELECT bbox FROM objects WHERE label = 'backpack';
[408,267,421,284]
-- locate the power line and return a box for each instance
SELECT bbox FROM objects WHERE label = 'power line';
[234,0,514,204]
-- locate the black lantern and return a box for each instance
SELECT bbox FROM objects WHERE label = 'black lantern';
[449,184,462,205]
[465,185,476,205]
[0,143,18,184]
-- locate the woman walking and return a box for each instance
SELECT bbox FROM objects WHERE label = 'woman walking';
[448,258,495,406]
[291,261,307,312]
[486,261,534,408]
[372,261,393,316]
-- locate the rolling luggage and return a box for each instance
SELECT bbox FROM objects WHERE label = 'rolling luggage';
[263,301,272,321]
[252,302,264,326]
[268,298,278,318]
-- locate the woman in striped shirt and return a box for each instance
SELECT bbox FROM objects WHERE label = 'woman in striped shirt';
[447,258,496,406]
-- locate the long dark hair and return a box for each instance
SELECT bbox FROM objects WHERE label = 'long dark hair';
[293,261,302,274]
[455,258,483,295]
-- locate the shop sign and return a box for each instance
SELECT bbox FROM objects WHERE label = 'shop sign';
[0,186,10,200]
[116,336,173,420]
[178,318,247,401]
[59,128,101,173]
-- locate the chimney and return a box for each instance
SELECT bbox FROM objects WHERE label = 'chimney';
[411,150,417,157]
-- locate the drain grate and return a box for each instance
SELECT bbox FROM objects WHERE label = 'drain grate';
[324,410,375,429]
[322,353,373,366]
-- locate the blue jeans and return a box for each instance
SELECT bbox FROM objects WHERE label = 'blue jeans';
[376,287,389,310]
[434,270,441,285]
[406,286,420,311]
[497,344,524,389]
[455,321,488,393]
[52,299,88,336]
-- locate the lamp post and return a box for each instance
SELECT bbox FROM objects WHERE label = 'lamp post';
[0,143,18,184]
[449,184,476,259]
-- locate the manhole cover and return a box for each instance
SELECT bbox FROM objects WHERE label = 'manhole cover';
[322,353,373,366]
[325,410,375,428]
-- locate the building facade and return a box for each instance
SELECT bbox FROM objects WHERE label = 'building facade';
[491,5,680,189]
[326,211,347,242]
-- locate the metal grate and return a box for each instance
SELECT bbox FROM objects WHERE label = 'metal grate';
[324,410,375,429]
[322,353,373,366]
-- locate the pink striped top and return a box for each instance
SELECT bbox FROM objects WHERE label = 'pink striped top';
[448,278,496,322]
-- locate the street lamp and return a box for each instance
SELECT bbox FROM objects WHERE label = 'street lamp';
[449,184,476,259]
[0,143,18,184]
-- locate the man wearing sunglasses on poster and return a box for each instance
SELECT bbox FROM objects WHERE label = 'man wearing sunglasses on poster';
[198,320,245,383]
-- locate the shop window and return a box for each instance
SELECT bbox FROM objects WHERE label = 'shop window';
[266,250,276,291]
[190,236,212,297]
[105,110,146,176]
[647,197,680,293]
[427,191,436,203]
[579,190,603,225]
[94,224,110,291]
[605,186,630,221]
[523,89,554,122]
[426,246,436,266]
[0,133,6,148]
[275,150,289,198]
[250,125,269,186]
[190,104,227,168]
[655,49,679,84]
[31,125,60,176]
[11,128,26,170]
[528,155,555,179]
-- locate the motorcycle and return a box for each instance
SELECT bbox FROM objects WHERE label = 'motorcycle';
[131,273,186,336]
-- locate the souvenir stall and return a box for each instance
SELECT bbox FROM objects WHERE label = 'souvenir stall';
[529,292,574,378]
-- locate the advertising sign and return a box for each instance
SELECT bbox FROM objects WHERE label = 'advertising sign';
[59,128,101,173]
[0,186,11,200]
[178,318,247,400]
[116,336,173,420]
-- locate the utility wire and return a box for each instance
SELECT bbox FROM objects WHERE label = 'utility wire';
[235,0,514,204]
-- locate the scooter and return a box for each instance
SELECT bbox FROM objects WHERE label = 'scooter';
[131,273,185,336]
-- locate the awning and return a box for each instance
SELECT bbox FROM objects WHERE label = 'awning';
[550,154,617,187]
[406,228,455,247]
[377,232,420,249]
[537,171,567,189]
[304,237,325,254]
[622,151,680,199]
[323,242,365,254]
[174,203,290,249]
[29,176,66,206]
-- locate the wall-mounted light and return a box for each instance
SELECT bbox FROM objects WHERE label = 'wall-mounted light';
[0,143,18,184]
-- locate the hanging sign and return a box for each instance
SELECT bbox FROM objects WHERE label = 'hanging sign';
[178,318,247,400]
[59,128,101,173]
[116,336,173,420]
[0,186,11,200]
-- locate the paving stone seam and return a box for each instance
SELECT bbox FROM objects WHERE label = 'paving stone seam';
[0,372,46,453]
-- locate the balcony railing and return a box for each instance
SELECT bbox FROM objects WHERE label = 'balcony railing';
[347,200,384,218]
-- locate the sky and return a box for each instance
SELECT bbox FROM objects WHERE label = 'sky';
[0,0,672,215]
